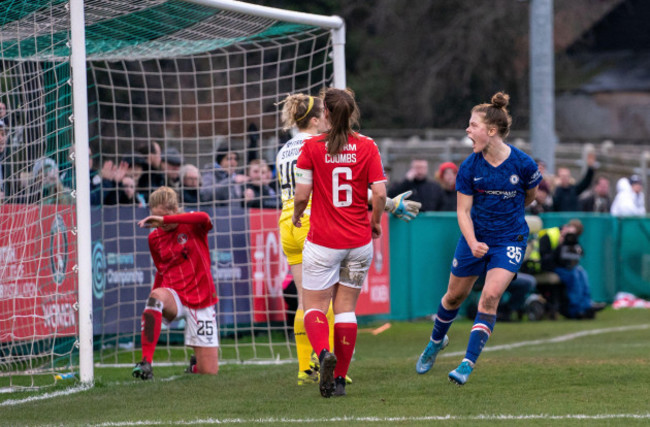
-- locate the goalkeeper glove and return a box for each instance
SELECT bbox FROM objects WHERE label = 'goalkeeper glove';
[385,191,422,222]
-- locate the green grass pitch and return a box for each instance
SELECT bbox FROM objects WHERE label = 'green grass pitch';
[2,308,650,426]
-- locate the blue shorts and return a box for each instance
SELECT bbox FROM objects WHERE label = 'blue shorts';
[450,236,526,277]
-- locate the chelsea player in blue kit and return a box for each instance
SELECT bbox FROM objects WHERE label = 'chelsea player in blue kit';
[415,92,542,385]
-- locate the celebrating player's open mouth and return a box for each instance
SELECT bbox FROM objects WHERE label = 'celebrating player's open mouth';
[466,112,492,154]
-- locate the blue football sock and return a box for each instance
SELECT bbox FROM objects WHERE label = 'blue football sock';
[430,303,459,343]
[464,312,496,364]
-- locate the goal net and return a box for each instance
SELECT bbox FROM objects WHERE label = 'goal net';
[0,0,343,391]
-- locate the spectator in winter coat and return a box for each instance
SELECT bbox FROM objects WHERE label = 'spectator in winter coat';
[611,175,646,216]
[388,158,444,212]
[580,176,611,213]
[552,152,596,212]
[435,161,458,212]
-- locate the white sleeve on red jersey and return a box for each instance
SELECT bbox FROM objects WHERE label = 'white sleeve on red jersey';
[295,167,313,184]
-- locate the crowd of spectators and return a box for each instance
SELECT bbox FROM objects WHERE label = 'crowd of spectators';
[523,153,646,217]
[386,153,646,217]
[95,143,283,210]
[0,99,287,209]
[0,98,647,218]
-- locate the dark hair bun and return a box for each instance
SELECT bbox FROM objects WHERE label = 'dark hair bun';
[491,92,510,109]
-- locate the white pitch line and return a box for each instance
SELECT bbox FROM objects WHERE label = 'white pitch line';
[3,323,648,409]
[439,323,650,358]
[0,384,92,407]
[97,358,295,369]
[0,374,185,406]
[93,324,650,368]
[89,413,650,425]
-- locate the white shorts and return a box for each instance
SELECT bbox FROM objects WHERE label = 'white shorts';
[302,240,373,291]
[166,288,219,348]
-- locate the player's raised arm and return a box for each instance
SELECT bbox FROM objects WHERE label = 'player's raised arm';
[138,215,164,228]
[139,211,211,229]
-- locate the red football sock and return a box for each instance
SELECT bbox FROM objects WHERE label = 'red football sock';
[303,309,330,356]
[333,316,357,379]
[141,307,162,363]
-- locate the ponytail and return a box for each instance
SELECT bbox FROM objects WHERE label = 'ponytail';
[321,88,359,156]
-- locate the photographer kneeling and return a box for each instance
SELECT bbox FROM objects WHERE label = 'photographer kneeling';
[538,219,606,319]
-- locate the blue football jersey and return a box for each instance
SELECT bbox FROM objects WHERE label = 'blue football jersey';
[456,145,542,245]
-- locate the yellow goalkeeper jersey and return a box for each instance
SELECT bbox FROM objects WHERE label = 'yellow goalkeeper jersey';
[276,131,314,221]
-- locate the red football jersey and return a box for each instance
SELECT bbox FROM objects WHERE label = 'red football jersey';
[297,133,386,249]
[148,211,218,309]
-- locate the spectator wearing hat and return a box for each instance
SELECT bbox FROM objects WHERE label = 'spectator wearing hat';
[580,175,612,213]
[435,161,458,211]
[200,147,248,205]
[611,175,646,216]
[388,158,444,212]
[161,147,183,188]
[137,141,165,203]
[24,157,74,205]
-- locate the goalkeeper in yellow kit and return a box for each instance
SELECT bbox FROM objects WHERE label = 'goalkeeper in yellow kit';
[276,93,421,385]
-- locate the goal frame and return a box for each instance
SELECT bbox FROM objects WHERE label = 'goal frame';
[69,0,346,385]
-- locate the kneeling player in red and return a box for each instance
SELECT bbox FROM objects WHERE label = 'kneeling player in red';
[132,186,219,379]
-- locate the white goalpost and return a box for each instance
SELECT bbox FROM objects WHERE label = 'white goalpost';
[70,0,94,386]
[0,0,345,391]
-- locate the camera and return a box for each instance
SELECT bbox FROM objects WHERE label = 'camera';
[564,232,578,245]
